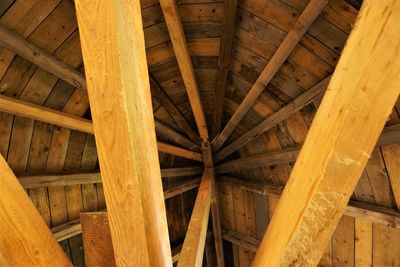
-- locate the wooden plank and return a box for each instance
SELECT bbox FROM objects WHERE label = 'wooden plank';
[75,1,171,266]
[212,0,238,137]
[212,0,328,151]
[381,144,400,207]
[0,94,201,160]
[215,77,330,162]
[354,219,372,267]
[81,212,116,267]
[150,74,201,145]
[0,154,72,266]
[178,168,213,267]
[161,166,203,178]
[0,24,86,91]
[251,1,400,262]
[222,229,260,252]
[332,216,354,267]
[155,119,198,150]
[219,176,400,230]
[378,124,400,147]
[160,0,209,140]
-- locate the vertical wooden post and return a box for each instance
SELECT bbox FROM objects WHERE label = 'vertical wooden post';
[75,1,172,266]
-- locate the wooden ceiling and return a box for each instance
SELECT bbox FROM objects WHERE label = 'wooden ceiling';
[0,0,400,266]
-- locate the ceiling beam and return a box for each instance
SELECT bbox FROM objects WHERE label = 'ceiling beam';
[18,168,203,189]
[160,0,209,140]
[150,74,201,145]
[0,24,86,91]
[252,1,400,265]
[219,176,400,230]
[215,77,330,162]
[212,0,238,138]
[202,142,224,267]
[216,123,400,174]
[0,154,72,266]
[178,168,213,267]
[212,0,328,151]
[0,95,200,161]
[75,1,171,265]
[155,119,199,150]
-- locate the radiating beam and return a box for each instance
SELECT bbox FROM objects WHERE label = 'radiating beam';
[252,1,400,265]
[219,176,400,230]
[215,77,330,162]
[155,119,199,150]
[0,95,200,161]
[150,74,201,145]
[0,24,86,91]
[75,1,171,265]
[178,168,213,267]
[0,154,72,266]
[213,0,328,151]
[212,0,238,137]
[160,0,209,140]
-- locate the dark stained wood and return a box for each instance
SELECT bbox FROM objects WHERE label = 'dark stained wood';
[212,0,238,137]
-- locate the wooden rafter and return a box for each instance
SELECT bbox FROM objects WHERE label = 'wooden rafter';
[160,0,209,140]
[212,0,238,138]
[75,0,171,265]
[212,0,328,151]
[0,95,200,161]
[219,176,400,230]
[252,1,400,265]
[0,154,72,266]
[202,142,224,267]
[150,73,201,145]
[155,119,199,150]
[216,123,400,174]
[0,24,86,91]
[178,168,213,267]
[215,76,330,162]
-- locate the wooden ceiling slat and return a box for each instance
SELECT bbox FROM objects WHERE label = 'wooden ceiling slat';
[160,0,209,140]
[252,1,400,264]
[212,0,328,151]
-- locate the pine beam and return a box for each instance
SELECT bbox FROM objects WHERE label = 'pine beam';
[212,0,328,151]
[75,1,171,266]
[212,0,238,137]
[0,154,72,266]
[150,74,201,145]
[252,1,400,265]
[0,24,86,91]
[215,77,330,162]
[155,119,199,150]
[160,0,209,140]
[178,168,213,267]
[0,95,200,161]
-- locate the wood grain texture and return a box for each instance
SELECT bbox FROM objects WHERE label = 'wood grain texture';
[215,76,330,162]
[160,0,209,140]
[158,141,203,161]
[178,168,213,267]
[75,0,172,266]
[0,24,86,91]
[252,1,400,265]
[0,154,72,266]
[212,0,328,151]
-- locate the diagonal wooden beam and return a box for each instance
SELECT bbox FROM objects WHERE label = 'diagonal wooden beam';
[0,154,72,266]
[150,73,201,145]
[155,119,199,150]
[160,0,209,140]
[212,0,328,151]
[252,1,400,265]
[0,24,86,91]
[215,77,330,162]
[0,95,200,161]
[212,0,238,138]
[178,168,213,267]
[219,176,400,230]
[75,1,171,265]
